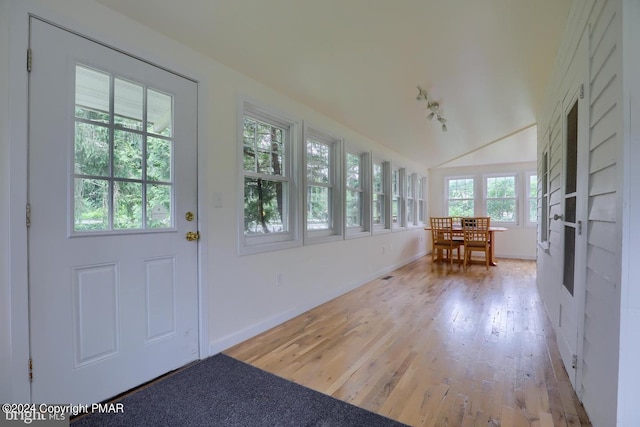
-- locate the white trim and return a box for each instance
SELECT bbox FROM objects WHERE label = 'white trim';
[344,144,372,239]
[237,95,303,255]
[303,124,344,245]
[483,172,519,226]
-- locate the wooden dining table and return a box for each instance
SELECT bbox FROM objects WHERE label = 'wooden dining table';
[424,226,507,266]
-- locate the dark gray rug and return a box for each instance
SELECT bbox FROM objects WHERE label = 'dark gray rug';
[72,354,408,427]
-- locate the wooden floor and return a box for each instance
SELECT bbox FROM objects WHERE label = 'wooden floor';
[225,257,592,427]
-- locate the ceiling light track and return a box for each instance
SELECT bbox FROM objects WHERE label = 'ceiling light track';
[416,85,447,132]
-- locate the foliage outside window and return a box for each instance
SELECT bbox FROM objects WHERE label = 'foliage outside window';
[372,161,387,230]
[528,174,538,224]
[73,65,173,233]
[486,175,517,223]
[447,178,474,217]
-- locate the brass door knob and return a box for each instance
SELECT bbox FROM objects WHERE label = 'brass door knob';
[186,231,200,241]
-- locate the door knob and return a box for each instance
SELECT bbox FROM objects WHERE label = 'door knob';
[185,231,200,241]
[553,214,563,221]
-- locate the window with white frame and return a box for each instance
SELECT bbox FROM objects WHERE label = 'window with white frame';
[372,160,389,231]
[304,127,343,242]
[446,177,474,217]
[240,103,299,253]
[540,150,550,243]
[345,150,370,236]
[392,167,406,228]
[527,173,538,226]
[406,173,415,226]
[486,175,517,223]
[417,176,426,225]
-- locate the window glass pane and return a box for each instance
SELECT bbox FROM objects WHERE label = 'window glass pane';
[406,174,413,197]
[147,136,172,182]
[114,181,143,229]
[392,170,399,195]
[373,163,383,193]
[113,130,142,179]
[487,176,515,197]
[74,122,110,177]
[147,89,172,137]
[244,177,286,234]
[487,199,516,222]
[529,175,538,197]
[75,65,110,123]
[407,201,414,224]
[448,200,474,217]
[74,178,109,231]
[307,186,330,230]
[147,184,172,229]
[307,140,330,183]
[243,117,285,176]
[346,191,361,227]
[392,197,399,224]
[346,153,361,189]
[530,197,538,224]
[448,178,474,199]
[114,78,143,131]
[373,194,384,225]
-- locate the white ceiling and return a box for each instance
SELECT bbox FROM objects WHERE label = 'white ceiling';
[95,0,571,169]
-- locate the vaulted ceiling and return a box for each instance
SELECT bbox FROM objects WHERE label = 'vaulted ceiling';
[96,0,571,168]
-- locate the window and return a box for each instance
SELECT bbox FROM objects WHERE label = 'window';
[372,159,390,232]
[392,167,406,228]
[527,173,538,225]
[540,150,550,243]
[304,127,343,243]
[73,65,175,233]
[417,176,426,225]
[486,175,517,223]
[446,178,474,217]
[240,101,300,253]
[345,150,371,237]
[406,173,415,226]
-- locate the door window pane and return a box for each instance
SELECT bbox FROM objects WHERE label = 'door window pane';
[114,181,143,229]
[75,66,110,123]
[147,89,173,137]
[74,122,110,176]
[114,130,143,179]
[147,184,172,229]
[74,178,109,231]
[147,137,172,182]
[114,78,143,131]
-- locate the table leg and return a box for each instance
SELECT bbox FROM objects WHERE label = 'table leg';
[489,231,498,266]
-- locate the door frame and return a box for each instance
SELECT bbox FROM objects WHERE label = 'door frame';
[557,29,590,395]
[5,1,210,403]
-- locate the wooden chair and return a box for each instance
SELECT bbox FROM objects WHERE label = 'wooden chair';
[462,217,491,269]
[430,217,462,266]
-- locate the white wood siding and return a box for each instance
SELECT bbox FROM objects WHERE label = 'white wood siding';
[537,0,622,425]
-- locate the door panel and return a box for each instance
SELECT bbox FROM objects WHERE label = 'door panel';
[28,18,199,404]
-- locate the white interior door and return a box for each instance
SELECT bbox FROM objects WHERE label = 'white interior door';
[556,32,588,391]
[28,18,200,404]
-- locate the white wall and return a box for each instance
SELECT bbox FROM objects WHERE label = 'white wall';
[428,161,537,260]
[0,0,429,402]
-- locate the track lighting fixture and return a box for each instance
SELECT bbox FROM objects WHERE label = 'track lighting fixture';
[417,86,448,132]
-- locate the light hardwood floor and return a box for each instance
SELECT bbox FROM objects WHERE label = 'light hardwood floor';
[225,257,591,427]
